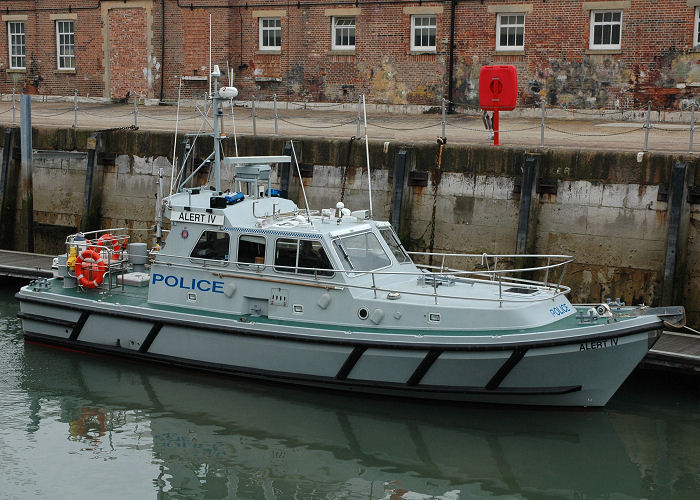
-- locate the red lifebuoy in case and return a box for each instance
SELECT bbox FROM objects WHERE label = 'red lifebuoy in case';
[92,233,122,260]
[74,249,106,288]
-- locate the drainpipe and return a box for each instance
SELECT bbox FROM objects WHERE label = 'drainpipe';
[446,0,456,113]
[160,0,165,102]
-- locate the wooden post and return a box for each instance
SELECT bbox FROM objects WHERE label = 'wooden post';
[661,161,692,306]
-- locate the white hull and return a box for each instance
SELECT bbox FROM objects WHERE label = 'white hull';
[18,290,662,407]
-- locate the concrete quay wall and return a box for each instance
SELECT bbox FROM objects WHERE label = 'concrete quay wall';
[1,126,699,326]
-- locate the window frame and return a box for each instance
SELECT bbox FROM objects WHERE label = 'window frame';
[695,7,700,48]
[7,21,25,70]
[55,19,75,70]
[274,237,334,277]
[378,226,412,264]
[237,233,267,270]
[410,14,437,52]
[495,13,525,52]
[589,10,622,51]
[332,231,393,276]
[332,16,356,51]
[189,230,230,266]
[259,17,282,52]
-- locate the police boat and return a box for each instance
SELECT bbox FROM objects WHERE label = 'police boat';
[16,68,685,407]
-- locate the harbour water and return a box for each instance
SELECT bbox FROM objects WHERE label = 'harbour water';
[1,281,699,500]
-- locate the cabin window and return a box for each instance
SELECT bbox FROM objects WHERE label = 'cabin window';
[274,238,333,276]
[190,230,230,262]
[333,232,391,273]
[378,227,411,264]
[238,234,266,268]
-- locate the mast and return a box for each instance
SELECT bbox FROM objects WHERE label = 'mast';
[212,66,222,192]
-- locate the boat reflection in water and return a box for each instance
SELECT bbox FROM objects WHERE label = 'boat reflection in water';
[20,342,647,499]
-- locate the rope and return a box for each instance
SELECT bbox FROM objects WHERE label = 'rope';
[289,100,350,109]
[277,116,356,129]
[138,112,200,122]
[31,108,74,117]
[683,325,700,336]
[81,109,135,118]
[544,124,643,137]
[369,120,443,131]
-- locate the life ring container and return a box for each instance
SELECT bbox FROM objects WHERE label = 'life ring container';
[74,249,106,288]
[92,233,121,260]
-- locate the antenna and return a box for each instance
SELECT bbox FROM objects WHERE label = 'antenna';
[290,141,311,223]
[169,76,183,196]
[362,94,373,219]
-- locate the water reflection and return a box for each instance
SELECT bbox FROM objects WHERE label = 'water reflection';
[17,343,644,499]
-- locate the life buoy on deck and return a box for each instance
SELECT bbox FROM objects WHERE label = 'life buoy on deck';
[74,249,106,288]
[92,233,122,260]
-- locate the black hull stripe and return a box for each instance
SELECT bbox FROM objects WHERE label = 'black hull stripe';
[140,322,164,353]
[407,350,441,386]
[487,348,528,390]
[17,311,76,328]
[69,312,90,341]
[16,293,662,351]
[23,331,582,398]
[336,346,367,380]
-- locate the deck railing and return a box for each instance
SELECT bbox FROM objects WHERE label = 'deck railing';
[152,248,574,306]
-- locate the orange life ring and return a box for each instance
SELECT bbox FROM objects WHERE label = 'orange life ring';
[75,249,106,288]
[92,233,121,260]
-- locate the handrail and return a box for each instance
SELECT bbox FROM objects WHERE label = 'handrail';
[151,251,573,305]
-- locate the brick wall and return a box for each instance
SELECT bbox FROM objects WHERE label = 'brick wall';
[0,1,697,109]
[108,7,148,100]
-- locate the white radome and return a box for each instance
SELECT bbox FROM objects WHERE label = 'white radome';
[219,86,239,99]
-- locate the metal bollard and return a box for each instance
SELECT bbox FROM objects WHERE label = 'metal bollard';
[252,97,257,136]
[690,101,696,154]
[643,101,651,152]
[441,98,446,141]
[541,99,545,148]
[73,89,78,128]
[274,94,279,136]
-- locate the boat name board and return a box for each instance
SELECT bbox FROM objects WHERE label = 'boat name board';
[580,337,618,351]
[172,210,224,225]
[152,273,225,293]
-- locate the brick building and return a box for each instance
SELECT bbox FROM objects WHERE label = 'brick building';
[0,0,698,109]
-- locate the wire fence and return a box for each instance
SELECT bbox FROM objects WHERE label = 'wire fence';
[0,89,697,153]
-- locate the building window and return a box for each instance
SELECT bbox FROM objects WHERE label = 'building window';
[259,17,281,51]
[695,7,700,47]
[411,15,436,52]
[589,10,622,50]
[56,20,75,69]
[8,21,25,69]
[496,13,525,51]
[332,16,355,50]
